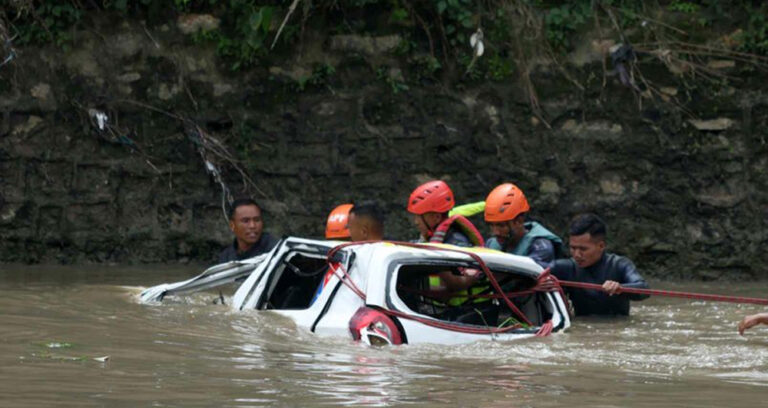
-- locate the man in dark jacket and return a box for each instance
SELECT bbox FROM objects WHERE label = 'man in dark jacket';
[550,213,649,316]
[218,198,278,263]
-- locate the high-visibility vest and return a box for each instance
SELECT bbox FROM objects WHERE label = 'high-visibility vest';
[426,215,487,307]
[428,274,490,306]
[429,214,485,246]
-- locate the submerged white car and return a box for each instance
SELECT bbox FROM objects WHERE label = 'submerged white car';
[140,237,571,345]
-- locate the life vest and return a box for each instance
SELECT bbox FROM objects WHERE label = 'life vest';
[426,215,486,307]
[448,201,486,218]
[429,215,485,247]
[486,221,565,258]
[428,275,490,307]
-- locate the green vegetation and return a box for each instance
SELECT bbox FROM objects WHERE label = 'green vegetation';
[12,1,83,48]
[377,66,409,94]
[213,3,274,70]
[4,0,768,80]
[435,0,475,46]
[296,63,336,91]
[668,0,701,14]
[737,4,768,55]
[544,2,592,51]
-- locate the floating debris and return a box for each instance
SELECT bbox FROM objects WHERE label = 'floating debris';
[32,352,86,362]
[87,109,108,131]
[45,342,73,349]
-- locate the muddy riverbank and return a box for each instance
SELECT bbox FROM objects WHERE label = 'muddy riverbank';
[3,4,768,281]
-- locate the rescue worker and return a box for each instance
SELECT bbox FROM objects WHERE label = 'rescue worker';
[407,180,484,247]
[313,203,353,304]
[484,183,565,267]
[348,201,385,241]
[325,203,353,240]
[739,312,768,335]
[218,198,278,263]
[550,213,649,316]
[314,201,385,304]
[407,180,486,309]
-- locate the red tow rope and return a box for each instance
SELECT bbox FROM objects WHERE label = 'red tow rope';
[325,240,768,343]
[326,241,550,335]
[556,280,768,305]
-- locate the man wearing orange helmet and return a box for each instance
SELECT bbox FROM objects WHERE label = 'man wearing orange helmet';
[407,180,484,247]
[484,183,564,267]
[315,202,386,304]
[348,201,385,242]
[325,203,354,240]
[325,202,385,242]
[314,203,355,305]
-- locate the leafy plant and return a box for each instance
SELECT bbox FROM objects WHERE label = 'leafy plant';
[217,4,274,70]
[736,4,768,55]
[389,7,409,24]
[174,0,194,10]
[410,55,442,81]
[395,34,417,55]
[347,0,381,7]
[484,54,514,81]
[544,2,591,52]
[668,1,701,14]
[296,63,337,91]
[14,1,83,48]
[377,66,409,94]
[435,0,475,46]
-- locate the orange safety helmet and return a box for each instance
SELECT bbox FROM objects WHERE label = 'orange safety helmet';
[407,180,455,215]
[484,183,530,222]
[325,203,354,239]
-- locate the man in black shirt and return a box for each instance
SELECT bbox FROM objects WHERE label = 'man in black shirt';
[550,213,649,316]
[218,198,278,263]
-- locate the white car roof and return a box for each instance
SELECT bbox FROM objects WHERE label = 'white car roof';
[346,241,544,277]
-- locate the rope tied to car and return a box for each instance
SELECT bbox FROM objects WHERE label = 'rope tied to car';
[326,241,558,336]
[326,241,768,341]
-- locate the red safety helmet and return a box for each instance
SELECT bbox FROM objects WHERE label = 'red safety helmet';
[484,183,530,222]
[325,203,353,239]
[407,180,455,215]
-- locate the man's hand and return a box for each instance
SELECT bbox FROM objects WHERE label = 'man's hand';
[457,267,481,278]
[602,280,622,296]
[439,269,477,291]
[738,313,768,335]
[535,275,558,292]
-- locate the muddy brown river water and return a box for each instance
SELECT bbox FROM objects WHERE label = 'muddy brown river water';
[1,264,767,407]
